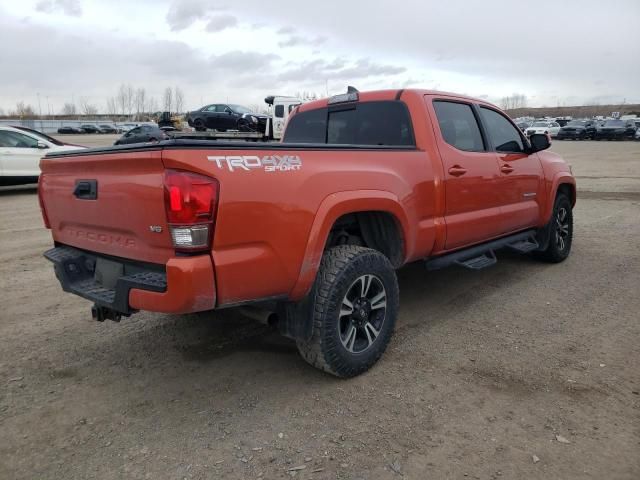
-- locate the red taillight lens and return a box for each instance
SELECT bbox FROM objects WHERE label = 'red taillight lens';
[163,170,219,252]
[37,175,51,229]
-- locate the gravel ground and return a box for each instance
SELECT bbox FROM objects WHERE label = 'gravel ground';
[0,140,639,479]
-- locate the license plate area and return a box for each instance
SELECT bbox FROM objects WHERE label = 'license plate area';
[95,257,124,289]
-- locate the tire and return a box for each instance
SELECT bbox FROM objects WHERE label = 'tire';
[296,245,399,378]
[535,193,573,263]
[193,119,205,132]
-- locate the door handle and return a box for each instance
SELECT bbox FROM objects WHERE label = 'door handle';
[74,179,98,200]
[448,165,467,177]
[500,164,514,174]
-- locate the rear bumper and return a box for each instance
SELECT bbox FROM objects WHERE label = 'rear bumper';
[45,245,215,315]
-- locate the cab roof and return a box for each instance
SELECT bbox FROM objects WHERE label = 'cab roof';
[296,88,499,113]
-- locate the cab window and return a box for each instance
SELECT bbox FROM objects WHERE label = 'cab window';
[479,107,525,153]
[283,101,415,146]
[275,105,285,118]
[433,101,485,152]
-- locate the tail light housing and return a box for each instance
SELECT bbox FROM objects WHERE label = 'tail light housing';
[163,169,219,253]
[37,175,51,229]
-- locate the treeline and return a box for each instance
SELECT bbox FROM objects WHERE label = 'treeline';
[1,84,186,120]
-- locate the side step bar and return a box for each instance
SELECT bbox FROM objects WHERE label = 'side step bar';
[425,230,538,271]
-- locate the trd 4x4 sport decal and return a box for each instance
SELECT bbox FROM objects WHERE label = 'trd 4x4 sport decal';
[207,155,302,172]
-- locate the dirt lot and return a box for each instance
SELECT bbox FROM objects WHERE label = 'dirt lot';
[1,139,639,479]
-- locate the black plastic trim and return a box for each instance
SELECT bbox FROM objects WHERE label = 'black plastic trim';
[45,138,418,158]
[44,245,167,314]
[425,230,536,271]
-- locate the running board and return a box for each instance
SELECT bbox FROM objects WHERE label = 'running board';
[425,230,537,271]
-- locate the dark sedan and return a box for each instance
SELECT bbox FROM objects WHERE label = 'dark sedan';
[80,124,101,134]
[58,126,84,134]
[98,124,119,134]
[556,120,599,140]
[114,125,169,145]
[186,104,268,132]
[594,120,637,140]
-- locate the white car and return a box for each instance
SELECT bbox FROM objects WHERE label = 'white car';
[0,126,86,185]
[526,121,561,138]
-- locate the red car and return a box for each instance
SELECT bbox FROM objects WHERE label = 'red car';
[39,88,576,377]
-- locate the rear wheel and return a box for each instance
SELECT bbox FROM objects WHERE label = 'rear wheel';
[535,193,573,263]
[296,245,399,378]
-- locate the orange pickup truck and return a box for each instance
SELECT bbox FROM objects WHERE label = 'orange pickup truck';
[39,88,576,377]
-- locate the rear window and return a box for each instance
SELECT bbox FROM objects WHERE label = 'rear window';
[283,101,415,146]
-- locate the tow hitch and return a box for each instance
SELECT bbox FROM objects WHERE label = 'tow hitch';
[91,304,127,322]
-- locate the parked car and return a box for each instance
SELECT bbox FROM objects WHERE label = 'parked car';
[556,120,599,140]
[526,121,561,138]
[186,104,268,132]
[516,121,531,132]
[80,124,101,134]
[593,120,637,140]
[114,124,169,145]
[98,124,118,134]
[635,127,640,140]
[0,126,85,185]
[13,126,85,147]
[57,126,84,134]
[39,88,576,377]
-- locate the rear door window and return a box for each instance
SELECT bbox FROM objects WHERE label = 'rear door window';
[432,101,485,152]
[283,101,415,146]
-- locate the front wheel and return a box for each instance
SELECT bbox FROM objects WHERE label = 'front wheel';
[535,193,573,263]
[296,245,399,378]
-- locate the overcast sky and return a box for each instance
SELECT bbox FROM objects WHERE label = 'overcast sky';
[1,0,639,114]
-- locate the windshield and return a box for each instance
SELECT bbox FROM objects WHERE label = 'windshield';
[566,121,587,127]
[604,120,624,127]
[228,104,252,114]
[13,126,64,146]
[532,122,549,127]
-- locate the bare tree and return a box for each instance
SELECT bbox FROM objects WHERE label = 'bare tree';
[116,84,128,116]
[174,86,184,114]
[501,93,527,111]
[135,88,146,120]
[15,102,36,118]
[125,85,135,118]
[106,97,118,117]
[79,97,98,116]
[147,96,158,115]
[163,87,173,112]
[62,102,77,116]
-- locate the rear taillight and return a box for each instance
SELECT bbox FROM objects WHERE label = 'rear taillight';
[37,176,51,229]
[163,169,219,252]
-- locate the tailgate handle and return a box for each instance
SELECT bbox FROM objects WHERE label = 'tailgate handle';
[74,180,98,200]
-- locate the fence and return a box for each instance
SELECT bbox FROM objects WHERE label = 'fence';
[0,118,149,134]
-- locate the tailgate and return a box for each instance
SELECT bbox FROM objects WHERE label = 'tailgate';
[40,149,175,264]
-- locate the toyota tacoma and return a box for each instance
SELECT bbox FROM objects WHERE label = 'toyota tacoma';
[38,88,576,377]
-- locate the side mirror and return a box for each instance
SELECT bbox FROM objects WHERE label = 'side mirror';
[529,133,550,153]
[36,141,49,149]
